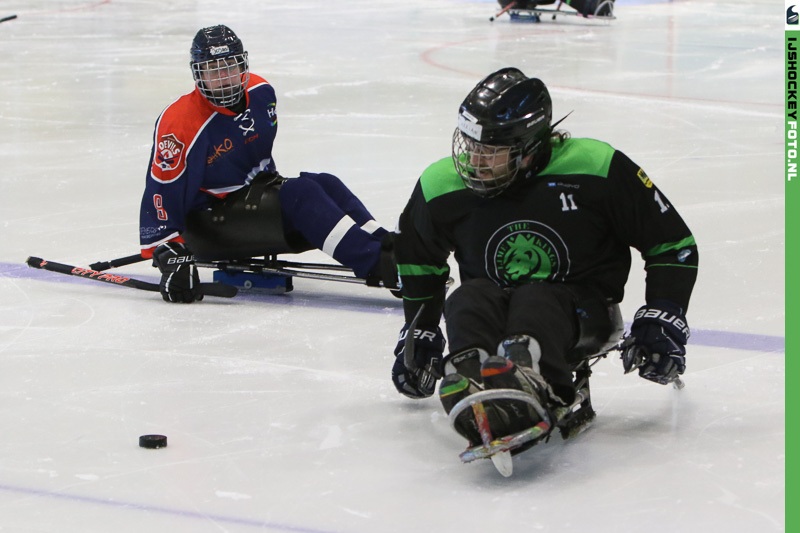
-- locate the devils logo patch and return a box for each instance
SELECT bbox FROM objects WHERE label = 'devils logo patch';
[155,133,185,172]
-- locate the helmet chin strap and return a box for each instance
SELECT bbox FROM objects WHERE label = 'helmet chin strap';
[513,153,525,173]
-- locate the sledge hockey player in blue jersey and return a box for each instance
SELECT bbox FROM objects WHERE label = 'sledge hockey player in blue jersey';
[390,68,697,458]
[139,25,391,303]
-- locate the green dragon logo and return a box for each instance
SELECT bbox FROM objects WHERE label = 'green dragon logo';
[487,221,568,286]
[498,234,554,282]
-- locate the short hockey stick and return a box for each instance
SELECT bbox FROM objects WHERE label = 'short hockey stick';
[0,14,17,23]
[402,276,455,374]
[489,1,516,21]
[402,302,444,385]
[403,303,426,372]
[25,256,237,298]
[88,254,147,271]
[552,1,564,19]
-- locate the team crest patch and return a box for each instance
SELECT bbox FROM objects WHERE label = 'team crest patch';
[485,221,570,286]
[155,133,185,171]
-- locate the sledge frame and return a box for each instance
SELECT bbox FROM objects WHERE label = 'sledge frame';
[505,0,616,22]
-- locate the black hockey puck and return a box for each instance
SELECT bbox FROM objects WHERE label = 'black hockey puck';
[139,434,167,449]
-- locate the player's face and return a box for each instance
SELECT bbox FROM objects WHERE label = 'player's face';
[452,128,526,197]
[198,58,244,93]
[468,142,514,181]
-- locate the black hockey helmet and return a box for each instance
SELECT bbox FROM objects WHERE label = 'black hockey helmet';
[452,67,553,197]
[190,25,250,107]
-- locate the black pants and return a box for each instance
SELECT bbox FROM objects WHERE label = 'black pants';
[444,279,615,403]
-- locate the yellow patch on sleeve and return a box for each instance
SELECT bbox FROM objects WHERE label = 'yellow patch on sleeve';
[637,168,653,188]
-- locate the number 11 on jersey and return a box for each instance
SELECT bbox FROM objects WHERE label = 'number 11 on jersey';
[560,192,578,211]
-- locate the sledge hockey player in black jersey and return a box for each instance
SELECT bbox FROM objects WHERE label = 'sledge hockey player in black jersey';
[390,67,698,468]
[139,25,392,303]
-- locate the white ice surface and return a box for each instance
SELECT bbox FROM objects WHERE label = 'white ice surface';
[0,1,784,532]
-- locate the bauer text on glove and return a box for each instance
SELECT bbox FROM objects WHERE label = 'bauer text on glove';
[152,242,204,303]
[621,301,689,385]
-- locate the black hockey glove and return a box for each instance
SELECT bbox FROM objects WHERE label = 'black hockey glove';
[621,301,689,385]
[152,242,203,303]
[391,324,446,399]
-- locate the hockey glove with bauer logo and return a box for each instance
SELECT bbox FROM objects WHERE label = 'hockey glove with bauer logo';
[621,301,689,385]
[392,324,446,399]
[152,242,203,303]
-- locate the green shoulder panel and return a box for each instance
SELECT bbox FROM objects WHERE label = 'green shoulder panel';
[539,138,616,178]
[419,157,466,202]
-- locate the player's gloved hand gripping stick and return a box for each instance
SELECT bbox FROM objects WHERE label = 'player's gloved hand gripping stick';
[392,303,446,399]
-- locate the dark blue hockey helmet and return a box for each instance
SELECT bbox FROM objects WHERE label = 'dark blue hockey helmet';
[190,25,250,107]
[452,67,553,197]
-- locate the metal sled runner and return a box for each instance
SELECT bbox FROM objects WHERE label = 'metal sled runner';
[195,254,398,294]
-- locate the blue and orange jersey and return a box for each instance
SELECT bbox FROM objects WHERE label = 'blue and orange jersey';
[139,74,278,258]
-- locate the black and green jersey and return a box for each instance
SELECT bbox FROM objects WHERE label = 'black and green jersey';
[395,137,698,327]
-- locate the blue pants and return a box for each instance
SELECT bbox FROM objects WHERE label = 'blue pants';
[279,172,386,279]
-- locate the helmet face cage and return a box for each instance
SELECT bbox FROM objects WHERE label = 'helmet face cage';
[452,128,524,198]
[191,52,249,107]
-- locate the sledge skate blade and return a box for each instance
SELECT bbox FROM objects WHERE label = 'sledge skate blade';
[491,451,514,477]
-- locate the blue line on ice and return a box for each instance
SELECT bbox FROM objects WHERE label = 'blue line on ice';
[0,482,338,533]
[2,261,784,353]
